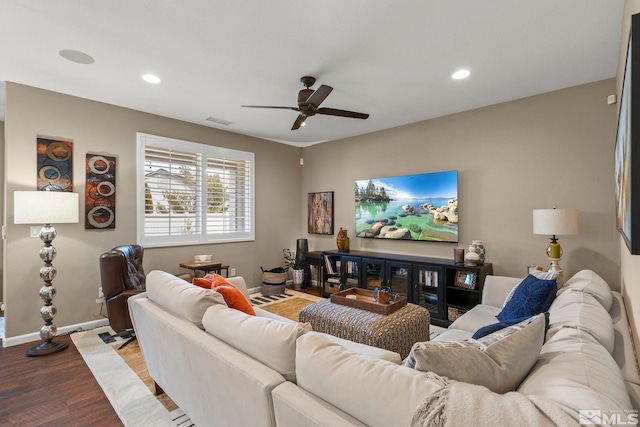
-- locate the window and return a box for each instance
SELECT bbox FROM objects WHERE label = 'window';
[136,133,255,247]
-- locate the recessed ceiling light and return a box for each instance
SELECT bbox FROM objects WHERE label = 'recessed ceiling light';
[58,49,94,65]
[301,122,306,127]
[452,69,471,80]
[142,74,161,84]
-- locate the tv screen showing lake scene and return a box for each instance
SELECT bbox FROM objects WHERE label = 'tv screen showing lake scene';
[355,170,458,242]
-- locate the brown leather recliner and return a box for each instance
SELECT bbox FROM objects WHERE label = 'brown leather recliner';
[99,244,146,347]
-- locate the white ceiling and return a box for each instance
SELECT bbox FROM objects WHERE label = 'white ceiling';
[0,1,624,146]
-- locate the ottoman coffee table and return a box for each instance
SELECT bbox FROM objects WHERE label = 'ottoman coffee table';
[298,298,430,358]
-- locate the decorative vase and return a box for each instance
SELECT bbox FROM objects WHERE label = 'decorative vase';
[465,240,485,266]
[292,268,304,290]
[336,228,350,252]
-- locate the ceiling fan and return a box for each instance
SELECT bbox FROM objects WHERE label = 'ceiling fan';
[242,76,369,130]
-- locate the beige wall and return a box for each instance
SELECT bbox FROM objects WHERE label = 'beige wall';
[619,0,640,359]
[303,80,619,285]
[0,119,4,310]
[3,82,301,339]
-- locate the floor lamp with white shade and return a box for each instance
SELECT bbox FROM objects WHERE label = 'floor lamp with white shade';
[14,191,79,357]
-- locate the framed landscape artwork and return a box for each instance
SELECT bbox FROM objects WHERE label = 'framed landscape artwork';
[308,191,334,234]
[615,13,640,255]
[355,170,458,242]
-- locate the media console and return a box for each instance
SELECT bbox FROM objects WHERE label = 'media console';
[320,249,493,327]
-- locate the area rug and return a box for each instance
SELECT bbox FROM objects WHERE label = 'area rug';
[71,326,192,427]
[72,290,324,426]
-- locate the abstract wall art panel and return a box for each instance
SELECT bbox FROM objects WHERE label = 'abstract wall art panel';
[37,138,73,191]
[85,153,116,229]
[308,191,334,234]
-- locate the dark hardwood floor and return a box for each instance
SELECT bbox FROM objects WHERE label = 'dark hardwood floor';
[0,334,122,427]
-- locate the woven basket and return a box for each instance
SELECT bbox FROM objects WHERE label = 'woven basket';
[261,270,287,296]
[261,283,286,296]
[448,307,467,322]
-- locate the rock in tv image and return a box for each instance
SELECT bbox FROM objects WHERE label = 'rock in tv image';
[355,170,458,242]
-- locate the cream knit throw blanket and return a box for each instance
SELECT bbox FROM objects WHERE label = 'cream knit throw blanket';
[411,379,580,427]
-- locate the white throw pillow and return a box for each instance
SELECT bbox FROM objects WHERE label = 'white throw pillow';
[405,313,546,394]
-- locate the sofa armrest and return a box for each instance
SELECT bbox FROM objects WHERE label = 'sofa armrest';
[481,275,521,308]
[226,276,250,301]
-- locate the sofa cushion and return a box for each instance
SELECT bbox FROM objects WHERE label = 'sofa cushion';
[405,314,546,394]
[496,274,556,322]
[145,270,226,328]
[557,269,612,311]
[296,332,445,427]
[517,327,632,414]
[548,289,614,354]
[202,304,311,382]
[449,304,501,333]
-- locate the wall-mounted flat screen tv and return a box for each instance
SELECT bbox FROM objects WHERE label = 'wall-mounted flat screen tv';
[355,170,458,242]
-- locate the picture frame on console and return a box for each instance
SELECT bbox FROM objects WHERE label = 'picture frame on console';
[615,13,640,255]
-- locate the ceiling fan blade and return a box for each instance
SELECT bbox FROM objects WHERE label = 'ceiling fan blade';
[316,108,369,119]
[242,105,299,111]
[291,114,307,130]
[305,85,333,107]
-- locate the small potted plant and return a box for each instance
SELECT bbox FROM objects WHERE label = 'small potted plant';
[283,248,304,290]
[291,258,305,291]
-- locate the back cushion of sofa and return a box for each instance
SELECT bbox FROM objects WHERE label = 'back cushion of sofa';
[548,289,614,354]
[202,304,311,382]
[558,269,612,311]
[296,332,445,427]
[517,327,632,413]
[146,270,227,328]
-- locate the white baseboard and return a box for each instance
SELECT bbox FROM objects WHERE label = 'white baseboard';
[2,318,110,348]
[248,280,320,295]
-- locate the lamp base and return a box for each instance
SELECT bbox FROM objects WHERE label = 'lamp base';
[548,257,562,272]
[26,340,69,357]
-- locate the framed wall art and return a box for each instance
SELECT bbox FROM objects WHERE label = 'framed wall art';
[85,153,116,229]
[355,170,458,242]
[308,191,334,235]
[37,137,73,191]
[615,13,640,254]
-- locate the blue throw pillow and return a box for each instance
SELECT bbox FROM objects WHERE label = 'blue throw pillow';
[496,274,557,322]
[473,312,550,339]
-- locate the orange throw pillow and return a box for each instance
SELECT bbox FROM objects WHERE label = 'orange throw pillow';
[192,277,213,289]
[213,284,256,316]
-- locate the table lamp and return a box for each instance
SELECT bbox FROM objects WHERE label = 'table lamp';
[532,207,578,272]
[14,191,79,357]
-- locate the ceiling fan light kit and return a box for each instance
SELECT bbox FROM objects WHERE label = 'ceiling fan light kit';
[242,76,369,130]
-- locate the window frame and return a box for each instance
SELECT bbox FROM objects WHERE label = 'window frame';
[136,132,255,248]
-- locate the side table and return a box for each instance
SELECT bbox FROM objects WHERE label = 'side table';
[179,261,229,278]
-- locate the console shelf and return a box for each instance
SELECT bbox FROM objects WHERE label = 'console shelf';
[320,250,493,327]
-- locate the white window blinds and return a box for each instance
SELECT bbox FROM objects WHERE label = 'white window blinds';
[137,133,255,247]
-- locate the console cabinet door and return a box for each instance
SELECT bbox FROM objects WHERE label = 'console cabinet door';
[413,264,445,321]
[363,258,410,298]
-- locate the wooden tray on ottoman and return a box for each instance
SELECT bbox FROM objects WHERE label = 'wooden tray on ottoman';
[330,288,407,315]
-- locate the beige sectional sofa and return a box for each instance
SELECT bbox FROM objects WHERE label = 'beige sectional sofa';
[129,269,639,427]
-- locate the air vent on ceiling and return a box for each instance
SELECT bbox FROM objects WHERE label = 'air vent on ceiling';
[205,116,233,126]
